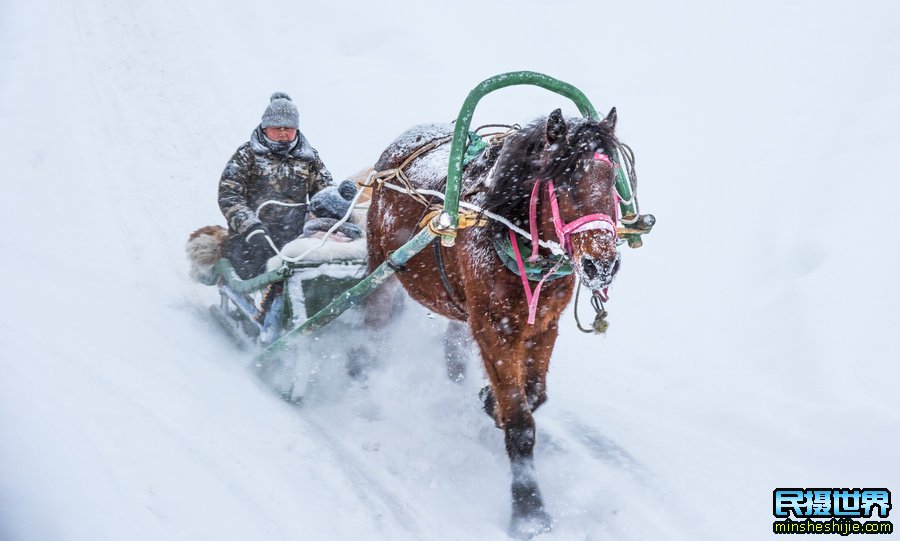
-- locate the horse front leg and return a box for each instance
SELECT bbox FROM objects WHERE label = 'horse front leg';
[470,314,553,538]
[503,390,553,538]
[523,320,560,414]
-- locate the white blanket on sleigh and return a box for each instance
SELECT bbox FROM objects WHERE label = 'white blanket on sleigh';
[264,233,367,272]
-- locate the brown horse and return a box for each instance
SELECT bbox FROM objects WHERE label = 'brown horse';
[364,108,621,537]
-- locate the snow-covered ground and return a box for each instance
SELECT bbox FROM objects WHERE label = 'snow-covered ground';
[2,1,898,540]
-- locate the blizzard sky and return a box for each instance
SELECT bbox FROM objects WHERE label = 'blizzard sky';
[1,1,898,540]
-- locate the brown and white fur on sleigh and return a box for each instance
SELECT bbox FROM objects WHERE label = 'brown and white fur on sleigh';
[185,225,228,283]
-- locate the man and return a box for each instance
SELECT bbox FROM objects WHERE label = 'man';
[219,91,333,278]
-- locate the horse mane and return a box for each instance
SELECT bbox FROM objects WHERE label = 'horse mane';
[480,114,619,242]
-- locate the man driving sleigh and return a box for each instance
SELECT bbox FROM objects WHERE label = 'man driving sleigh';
[218,91,359,279]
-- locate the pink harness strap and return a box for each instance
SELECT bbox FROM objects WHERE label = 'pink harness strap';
[514,154,620,324]
[534,178,617,256]
[509,229,565,325]
[527,180,542,262]
[547,180,616,254]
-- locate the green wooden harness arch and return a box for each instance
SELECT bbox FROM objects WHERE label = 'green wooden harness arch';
[440,71,639,247]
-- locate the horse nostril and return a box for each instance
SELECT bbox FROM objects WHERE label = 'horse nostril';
[581,258,599,280]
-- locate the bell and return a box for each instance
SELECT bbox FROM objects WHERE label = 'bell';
[592,309,609,334]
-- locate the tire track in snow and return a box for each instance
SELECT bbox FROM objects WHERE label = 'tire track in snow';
[546,411,656,487]
[300,415,433,541]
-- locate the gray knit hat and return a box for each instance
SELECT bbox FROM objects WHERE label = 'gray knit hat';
[261,91,299,129]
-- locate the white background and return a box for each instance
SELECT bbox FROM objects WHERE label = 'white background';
[1,1,898,539]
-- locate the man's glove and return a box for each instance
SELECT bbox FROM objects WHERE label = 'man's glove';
[244,225,275,253]
[241,224,277,277]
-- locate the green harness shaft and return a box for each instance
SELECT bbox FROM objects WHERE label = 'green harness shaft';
[254,227,436,366]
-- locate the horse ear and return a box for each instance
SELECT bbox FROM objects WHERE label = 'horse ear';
[546,108,567,144]
[600,107,617,132]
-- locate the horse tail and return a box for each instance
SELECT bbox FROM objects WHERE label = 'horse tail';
[185,225,228,283]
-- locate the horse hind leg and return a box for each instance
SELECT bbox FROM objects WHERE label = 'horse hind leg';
[443,320,472,382]
[347,274,405,379]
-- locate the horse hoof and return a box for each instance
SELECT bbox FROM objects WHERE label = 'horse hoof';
[345,357,365,380]
[508,510,553,539]
[446,359,466,383]
[346,347,375,381]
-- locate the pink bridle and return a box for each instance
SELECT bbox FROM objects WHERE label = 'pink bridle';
[512,151,619,324]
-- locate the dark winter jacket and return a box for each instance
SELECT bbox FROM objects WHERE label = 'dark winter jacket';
[218,126,333,236]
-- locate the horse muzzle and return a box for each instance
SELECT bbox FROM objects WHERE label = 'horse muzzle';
[577,252,620,290]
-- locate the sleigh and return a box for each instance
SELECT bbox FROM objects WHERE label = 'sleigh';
[190,71,657,534]
[188,71,655,400]
[196,230,368,349]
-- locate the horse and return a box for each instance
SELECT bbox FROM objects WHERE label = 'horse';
[363,107,621,537]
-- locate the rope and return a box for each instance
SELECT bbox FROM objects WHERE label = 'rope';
[361,124,578,249]
[255,200,307,214]
[473,123,520,133]
[365,125,519,216]
[377,179,567,254]
[573,280,609,334]
[254,179,370,264]
[254,127,636,265]
[364,135,455,208]
[279,183,369,263]
[357,129,564,252]
[615,141,640,220]
[254,129,481,264]
[574,283,592,333]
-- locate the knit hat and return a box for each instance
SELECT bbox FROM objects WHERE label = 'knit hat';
[261,92,299,129]
[309,180,357,220]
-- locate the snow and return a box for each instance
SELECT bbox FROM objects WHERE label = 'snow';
[380,123,454,166]
[2,1,899,540]
[407,140,453,190]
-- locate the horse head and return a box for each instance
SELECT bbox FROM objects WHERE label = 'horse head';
[536,108,621,291]
[482,107,622,292]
